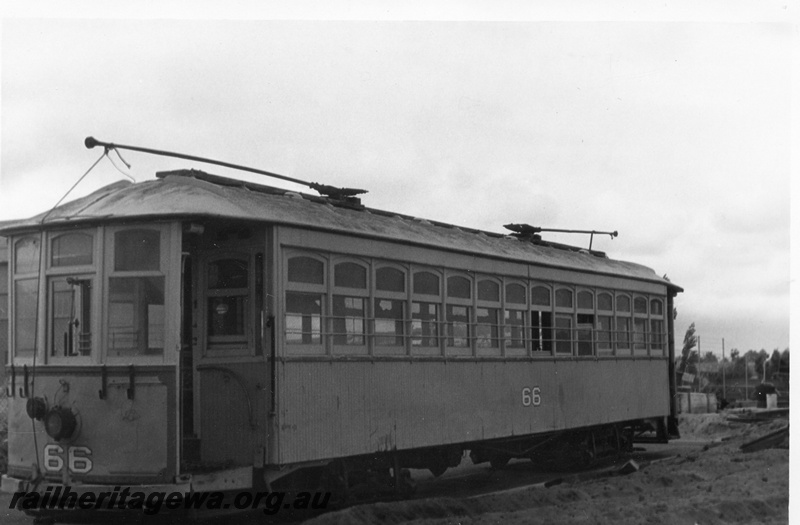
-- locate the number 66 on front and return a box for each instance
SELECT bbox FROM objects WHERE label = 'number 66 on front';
[521,387,542,407]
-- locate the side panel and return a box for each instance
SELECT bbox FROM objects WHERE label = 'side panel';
[276,358,669,464]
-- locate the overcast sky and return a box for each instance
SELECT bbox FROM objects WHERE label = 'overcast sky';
[0,2,795,355]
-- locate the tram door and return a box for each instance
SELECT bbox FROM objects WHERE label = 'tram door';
[182,224,268,469]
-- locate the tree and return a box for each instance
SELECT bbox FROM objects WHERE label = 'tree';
[679,323,698,374]
[768,349,781,379]
[700,351,718,364]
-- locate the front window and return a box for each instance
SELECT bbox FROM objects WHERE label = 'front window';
[47,231,96,360]
[107,228,166,358]
[13,236,40,359]
[50,277,92,357]
[108,277,165,355]
[14,278,38,358]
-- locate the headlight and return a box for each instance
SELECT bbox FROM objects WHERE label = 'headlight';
[26,397,47,421]
[44,407,78,442]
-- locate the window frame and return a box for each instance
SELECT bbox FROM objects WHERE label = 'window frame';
[649,296,666,356]
[372,262,408,356]
[203,252,255,355]
[104,224,172,364]
[475,277,501,357]
[595,291,614,357]
[283,251,328,355]
[445,272,472,356]
[575,288,595,357]
[410,267,442,356]
[11,235,42,363]
[530,283,553,356]
[553,285,575,356]
[615,293,632,356]
[331,257,369,355]
[503,280,528,357]
[632,295,649,356]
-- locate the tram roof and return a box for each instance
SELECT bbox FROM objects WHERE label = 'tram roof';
[0,170,680,291]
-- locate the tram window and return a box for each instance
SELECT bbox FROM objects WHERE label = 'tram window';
[650,298,665,355]
[596,315,614,356]
[632,295,648,355]
[650,298,664,316]
[376,267,405,293]
[576,313,594,356]
[504,309,526,354]
[52,233,93,267]
[650,319,665,354]
[49,277,92,357]
[288,256,324,285]
[13,278,38,358]
[285,254,326,353]
[335,262,367,289]
[555,289,573,309]
[285,293,323,345]
[505,283,526,305]
[414,272,440,296]
[476,307,499,353]
[531,286,551,307]
[208,258,248,289]
[478,280,499,302]
[554,315,573,354]
[332,261,368,352]
[374,265,406,352]
[445,274,471,354]
[374,298,405,347]
[615,295,631,355]
[412,270,441,352]
[596,292,614,356]
[411,302,439,348]
[598,293,613,312]
[504,283,527,356]
[476,279,500,355]
[332,296,366,346]
[108,277,165,356]
[634,296,648,315]
[14,236,40,275]
[0,262,7,360]
[447,276,471,299]
[207,257,249,346]
[446,305,470,348]
[633,318,648,355]
[115,230,160,272]
[531,310,553,354]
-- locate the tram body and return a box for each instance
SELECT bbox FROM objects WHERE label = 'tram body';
[1,169,681,518]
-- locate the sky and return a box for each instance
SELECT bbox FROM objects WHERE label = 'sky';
[0,2,796,356]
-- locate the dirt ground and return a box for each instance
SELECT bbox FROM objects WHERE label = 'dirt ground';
[306,413,790,525]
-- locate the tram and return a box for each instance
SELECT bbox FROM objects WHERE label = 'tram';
[0,141,681,520]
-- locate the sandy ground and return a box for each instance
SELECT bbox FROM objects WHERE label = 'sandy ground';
[306,413,790,525]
